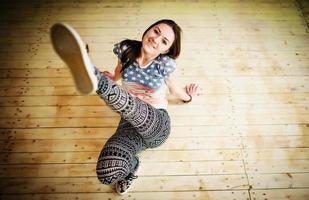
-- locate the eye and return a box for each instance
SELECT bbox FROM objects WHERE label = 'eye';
[154,29,159,34]
[162,39,167,45]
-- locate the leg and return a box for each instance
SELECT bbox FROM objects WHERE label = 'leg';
[95,68,171,148]
[50,23,170,148]
[96,118,146,185]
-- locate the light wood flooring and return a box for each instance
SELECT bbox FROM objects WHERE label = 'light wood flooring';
[0,0,308,199]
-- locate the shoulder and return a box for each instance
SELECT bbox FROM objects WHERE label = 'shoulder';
[113,39,141,60]
[157,55,176,67]
[113,39,129,58]
[156,55,177,78]
[157,55,177,71]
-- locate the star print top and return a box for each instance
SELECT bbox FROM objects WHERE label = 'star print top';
[113,41,176,109]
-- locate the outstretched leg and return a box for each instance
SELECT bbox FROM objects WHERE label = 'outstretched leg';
[50,22,171,148]
[94,68,171,148]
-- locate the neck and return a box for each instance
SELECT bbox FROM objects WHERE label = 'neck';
[139,48,158,66]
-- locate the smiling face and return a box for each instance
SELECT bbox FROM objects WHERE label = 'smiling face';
[141,23,175,57]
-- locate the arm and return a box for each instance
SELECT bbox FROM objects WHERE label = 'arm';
[112,59,122,81]
[103,59,122,81]
[165,72,199,102]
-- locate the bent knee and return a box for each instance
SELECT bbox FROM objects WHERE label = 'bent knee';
[96,166,128,185]
[96,158,131,185]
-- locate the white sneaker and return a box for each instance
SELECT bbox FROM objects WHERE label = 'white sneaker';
[115,173,138,195]
[115,157,140,195]
[50,23,98,94]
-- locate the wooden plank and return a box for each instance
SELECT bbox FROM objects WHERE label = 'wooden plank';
[0,77,308,96]
[0,20,306,38]
[2,25,306,42]
[0,115,308,128]
[1,48,308,66]
[0,103,307,118]
[3,55,309,71]
[0,161,245,177]
[245,160,309,173]
[0,59,67,69]
[249,173,309,189]
[0,137,241,152]
[0,84,308,97]
[0,176,249,193]
[14,8,304,20]
[1,52,308,69]
[3,0,295,5]
[0,126,237,140]
[0,149,242,164]
[2,35,309,51]
[0,66,309,78]
[2,0,298,11]
[0,76,308,89]
[1,190,250,200]
[0,127,117,140]
[0,86,80,96]
[243,135,309,148]
[0,95,105,106]
[250,189,309,200]
[0,124,307,141]
[0,106,118,118]
[238,124,309,136]
[243,148,309,160]
[2,34,308,52]
[3,13,303,25]
[0,93,307,106]
[3,10,304,24]
[0,68,69,78]
[3,40,309,60]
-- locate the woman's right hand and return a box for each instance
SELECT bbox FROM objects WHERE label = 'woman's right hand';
[102,71,114,80]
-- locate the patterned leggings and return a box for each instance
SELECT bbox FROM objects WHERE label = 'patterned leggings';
[94,68,171,185]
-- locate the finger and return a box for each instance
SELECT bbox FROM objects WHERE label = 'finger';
[187,85,192,94]
[193,85,198,93]
[190,84,193,94]
[191,84,198,94]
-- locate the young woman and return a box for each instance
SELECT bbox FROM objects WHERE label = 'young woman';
[51,19,199,195]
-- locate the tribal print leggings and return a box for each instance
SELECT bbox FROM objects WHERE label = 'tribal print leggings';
[94,68,171,185]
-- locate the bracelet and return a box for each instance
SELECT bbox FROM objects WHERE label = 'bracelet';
[182,93,192,103]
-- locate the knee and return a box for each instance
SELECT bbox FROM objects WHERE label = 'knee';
[96,168,126,185]
[96,158,131,185]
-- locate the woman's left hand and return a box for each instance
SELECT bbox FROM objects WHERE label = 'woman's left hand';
[185,83,201,96]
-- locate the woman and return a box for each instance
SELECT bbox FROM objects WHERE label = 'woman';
[50,19,199,195]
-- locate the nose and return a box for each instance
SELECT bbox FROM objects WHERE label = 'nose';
[153,36,160,44]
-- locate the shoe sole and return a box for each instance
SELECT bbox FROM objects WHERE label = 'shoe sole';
[50,23,97,94]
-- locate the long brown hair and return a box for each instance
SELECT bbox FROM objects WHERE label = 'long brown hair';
[119,19,182,72]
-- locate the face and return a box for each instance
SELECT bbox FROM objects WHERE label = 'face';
[141,23,175,57]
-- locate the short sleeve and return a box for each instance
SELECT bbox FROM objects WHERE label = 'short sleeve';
[158,56,176,79]
[112,41,128,60]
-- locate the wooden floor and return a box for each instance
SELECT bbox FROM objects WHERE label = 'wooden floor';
[1,0,309,199]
